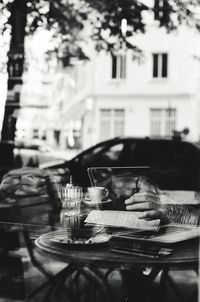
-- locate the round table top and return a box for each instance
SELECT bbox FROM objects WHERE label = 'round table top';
[35,229,199,270]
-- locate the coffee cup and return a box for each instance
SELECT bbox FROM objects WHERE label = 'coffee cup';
[87,187,109,203]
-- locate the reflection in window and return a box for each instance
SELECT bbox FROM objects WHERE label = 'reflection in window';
[150,108,176,137]
[99,109,125,140]
[81,145,105,165]
[81,143,124,166]
[103,143,124,161]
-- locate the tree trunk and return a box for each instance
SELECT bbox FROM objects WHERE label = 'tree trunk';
[1,0,27,142]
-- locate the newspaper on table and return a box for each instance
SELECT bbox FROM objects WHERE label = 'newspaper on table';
[85,210,160,230]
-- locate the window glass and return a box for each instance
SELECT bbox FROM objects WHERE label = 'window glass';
[162,53,168,77]
[112,55,117,79]
[99,109,125,141]
[80,143,124,166]
[111,54,126,79]
[33,129,39,139]
[152,53,168,78]
[103,143,124,161]
[154,0,171,26]
[154,0,163,20]
[150,108,176,137]
[80,145,106,165]
[153,54,158,77]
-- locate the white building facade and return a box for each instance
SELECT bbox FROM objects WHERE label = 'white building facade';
[16,24,200,154]
[62,24,200,151]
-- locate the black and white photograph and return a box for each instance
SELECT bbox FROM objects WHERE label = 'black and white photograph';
[0,0,200,301]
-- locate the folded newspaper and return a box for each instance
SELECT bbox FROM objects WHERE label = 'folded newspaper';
[85,210,160,230]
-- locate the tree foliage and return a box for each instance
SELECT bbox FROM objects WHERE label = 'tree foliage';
[1,0,200,65]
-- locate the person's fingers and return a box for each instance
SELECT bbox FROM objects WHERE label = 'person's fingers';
[124,195,135,205]
[126,201,153,211]
[138,210,160,220]
[125,192,159,205]
[125,192,149,204]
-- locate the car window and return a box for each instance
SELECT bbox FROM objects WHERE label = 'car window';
[79,143,124,166]
[103,143,124,161]
[126,140,199,166]
[79,145,106,164]
[126,141,156,164]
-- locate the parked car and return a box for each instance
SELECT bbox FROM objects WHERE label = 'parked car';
[14,140,68,168]
[39,137,200,190]
[0,139,73,181]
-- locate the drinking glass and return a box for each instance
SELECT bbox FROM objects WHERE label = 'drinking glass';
[60,185,84,232]
[61,185,83,215]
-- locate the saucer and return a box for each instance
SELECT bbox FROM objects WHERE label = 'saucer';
[83,198,111,206]
[35,230,110,250]
[49,234,110,246]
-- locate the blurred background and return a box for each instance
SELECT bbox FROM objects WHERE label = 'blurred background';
[1,0,200,167]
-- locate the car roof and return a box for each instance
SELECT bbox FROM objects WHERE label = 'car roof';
[81,136,200,148]
[72,136,200,160]
[109,136,199,144]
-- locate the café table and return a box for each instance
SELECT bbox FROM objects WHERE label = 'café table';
[33,222,199,302]
[0,186,198,302]
[0,203,198,302]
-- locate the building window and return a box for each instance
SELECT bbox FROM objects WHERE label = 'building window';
[154,0,164,20]
[152,53,168,78]
[150,108,176,137]
[33,129,39,139]
[41,130,47,140]
[8,58,23,78]
[154,0,170,23]
[111,55,126,79]
[99,109,125,140]
[66,120,82,150]
[54,130,60,145]
[66,130,81,149]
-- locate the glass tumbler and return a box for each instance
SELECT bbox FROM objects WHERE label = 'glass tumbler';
[60,185,84,231]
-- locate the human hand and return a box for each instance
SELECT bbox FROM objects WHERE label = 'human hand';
[124,176,168,222]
